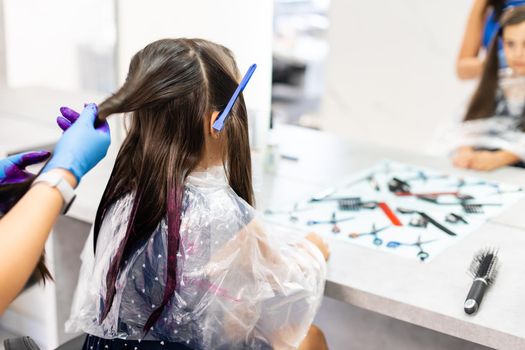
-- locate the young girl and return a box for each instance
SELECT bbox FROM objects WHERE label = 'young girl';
[453,6,525,171]
[66,38,328,350]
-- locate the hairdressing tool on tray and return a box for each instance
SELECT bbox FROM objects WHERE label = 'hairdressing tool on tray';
[343,165,393,189]
[404,170,448,183]
[336,197,403,226]
[454,178,523,196]
[416,195,502,214]
[213,64,257,131]
[366,174,381,191]
[388,170,447,192]
[386,235,438,261]
[280,154,299,162]
[487,183,524,196]
[309,187,337,202]
[464,248,499,315]
[316,196,376,208]
[348,224,390,246]
[455,178,488,189]
[307,212,354,233]
[493,187,523,195]
[409,214,429,228]
[388,177,411,193]
[388,177,461,198]
[338,197,372,211]
[377,202,402,226]
[395,191,461,197]
[397,207,457,236]
[388,174,470,199]
[445,212,468,224]
[455,177,522,193]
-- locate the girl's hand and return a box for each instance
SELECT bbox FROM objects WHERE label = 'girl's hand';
[453,146,475,168]
[469,150,520,171]
[305,233,330,261]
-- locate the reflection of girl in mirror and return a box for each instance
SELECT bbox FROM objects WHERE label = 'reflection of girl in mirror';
[457,0,525,80]
[66,38,328,350]
[453,6,525,171]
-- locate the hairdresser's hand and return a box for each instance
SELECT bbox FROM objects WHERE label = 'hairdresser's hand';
[469,150,520,171]
[305,232,330,261]
[43,103,110,184]
[56,106,80,131]
[452,146,475,169]
[0,151,50,185]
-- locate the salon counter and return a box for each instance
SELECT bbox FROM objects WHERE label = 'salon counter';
[259,125,525,350]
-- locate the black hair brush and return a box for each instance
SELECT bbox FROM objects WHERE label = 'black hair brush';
[464,248,499,315]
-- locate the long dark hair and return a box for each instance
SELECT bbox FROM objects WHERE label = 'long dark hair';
[464,6,525,126]
[487,0,506,22]
[93,38,254,332]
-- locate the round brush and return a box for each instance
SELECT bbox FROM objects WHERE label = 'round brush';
[464,248,499,315]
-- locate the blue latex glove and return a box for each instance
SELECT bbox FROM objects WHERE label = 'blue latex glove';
[0,151,50,185]
[56,106,80,131]
[43,103,111,183]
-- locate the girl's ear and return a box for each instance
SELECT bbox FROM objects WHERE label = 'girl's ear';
[209,111,221,139]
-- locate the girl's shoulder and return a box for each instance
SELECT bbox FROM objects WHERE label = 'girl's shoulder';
[183,181,255,227]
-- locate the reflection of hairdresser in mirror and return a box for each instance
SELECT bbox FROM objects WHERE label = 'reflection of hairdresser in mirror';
[453,6,525,170]
[457,0,525,80]
[0,104,111,313]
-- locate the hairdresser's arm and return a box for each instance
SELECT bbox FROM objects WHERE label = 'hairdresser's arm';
[0,104,110,313]
[0,169,76,313]
[457,0,487,80]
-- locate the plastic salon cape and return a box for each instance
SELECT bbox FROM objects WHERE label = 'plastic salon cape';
[66,166,326,350]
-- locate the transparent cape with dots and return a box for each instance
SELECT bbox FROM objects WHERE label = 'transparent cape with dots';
[66,166,326,350]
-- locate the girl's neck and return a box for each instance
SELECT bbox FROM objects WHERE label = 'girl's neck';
[194,159,223,171]
[195,148,223,171]
[197,126,225,170]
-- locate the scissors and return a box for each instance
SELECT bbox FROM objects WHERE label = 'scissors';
[307,212,354,233]
[387,235,438,261]
[397,207,457,236]
[348,224,391,246]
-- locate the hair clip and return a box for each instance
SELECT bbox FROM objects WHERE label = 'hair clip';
[212,64,257,132]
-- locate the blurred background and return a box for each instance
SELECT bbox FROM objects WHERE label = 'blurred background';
[0,1,490,349]
[0,0,477,153]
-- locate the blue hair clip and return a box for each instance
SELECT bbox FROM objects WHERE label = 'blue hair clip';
[212,64,257,131]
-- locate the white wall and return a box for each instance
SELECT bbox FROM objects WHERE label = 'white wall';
[115,0,273,150]
[0,0,6,85]
[3,0,115,91]
[321,0,478,154]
